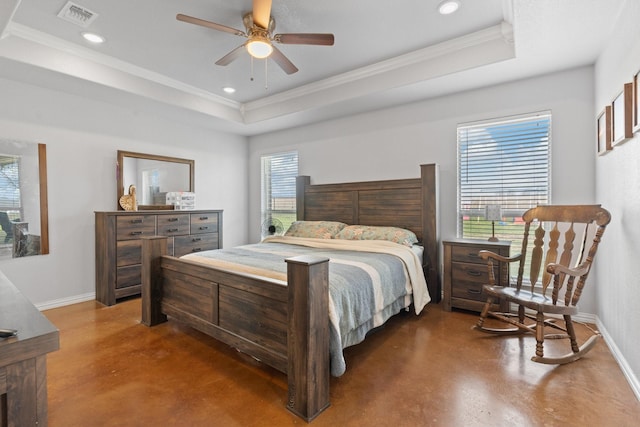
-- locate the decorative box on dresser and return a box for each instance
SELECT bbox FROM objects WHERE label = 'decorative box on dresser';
[443,238,510,312]
[95,210,223,306]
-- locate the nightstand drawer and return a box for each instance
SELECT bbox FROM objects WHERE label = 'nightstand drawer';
[451,261,498,284]
[451,280,485,302]
[450,245,485,264]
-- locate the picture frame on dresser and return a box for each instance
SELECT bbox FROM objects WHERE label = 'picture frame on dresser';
[597,106,612,156]
[611,83,633,146]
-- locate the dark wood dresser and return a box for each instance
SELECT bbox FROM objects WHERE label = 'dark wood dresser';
[443,238,510,312]
[95,210,223,306]
[0,270,59,426]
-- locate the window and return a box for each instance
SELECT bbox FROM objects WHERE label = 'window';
[0,155,21,212]
[457,112,551,251]
[261,151,298,236]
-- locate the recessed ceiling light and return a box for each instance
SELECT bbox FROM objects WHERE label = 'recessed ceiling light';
[81,32,105,44]
[438,0,460,15]
[222,87,236,94]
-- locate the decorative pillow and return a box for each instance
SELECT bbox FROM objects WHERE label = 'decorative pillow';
[335,225,418,247]
[284,221,347,239]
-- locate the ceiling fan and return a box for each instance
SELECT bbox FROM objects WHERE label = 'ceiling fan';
[177,0,335,75]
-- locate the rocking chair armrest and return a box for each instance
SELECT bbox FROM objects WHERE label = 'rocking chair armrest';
[546,262,589,277]
[478,250,522,264]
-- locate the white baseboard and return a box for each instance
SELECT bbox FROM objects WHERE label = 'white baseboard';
[596,316,640,402]
[36,292,95,311]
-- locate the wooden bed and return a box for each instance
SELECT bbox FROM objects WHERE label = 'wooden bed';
[141,163,439,422]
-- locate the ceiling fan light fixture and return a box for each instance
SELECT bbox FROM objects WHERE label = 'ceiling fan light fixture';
[247,38,273,59]
[438,0,460,15]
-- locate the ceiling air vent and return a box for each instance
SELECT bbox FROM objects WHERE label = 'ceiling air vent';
[57,1,99,28]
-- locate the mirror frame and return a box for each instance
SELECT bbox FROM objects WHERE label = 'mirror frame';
[116,150,195,210]
[38,143,49,254]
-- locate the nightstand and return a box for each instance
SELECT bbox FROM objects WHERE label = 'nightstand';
[443,238,511,312]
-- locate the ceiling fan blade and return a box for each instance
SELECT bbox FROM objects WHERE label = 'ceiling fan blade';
[275,33,335,46]
[252,0,272,29]
[215,43,248,66]
[270,46,298,75]
[176,14,246,37]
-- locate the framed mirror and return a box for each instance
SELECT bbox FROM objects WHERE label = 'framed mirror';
[0,140,49,259]
[117,151,194,210]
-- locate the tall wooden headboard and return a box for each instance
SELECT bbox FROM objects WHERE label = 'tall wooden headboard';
[295,164,440,303]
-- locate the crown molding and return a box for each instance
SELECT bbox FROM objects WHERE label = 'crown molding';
[243,22,514,114]
[0,19,515,128]
[5,22,241,111]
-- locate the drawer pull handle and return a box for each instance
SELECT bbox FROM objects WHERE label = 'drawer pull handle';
[167,228,179,232]
[466,270,481,277]
[199,216,209,220]
[199,226,209,230]
[466,252,479,258]
[168,218,179,222]
[130,231,143,235]
[467,289,481,295]
[192,237,202,242]
[130,219,143,224]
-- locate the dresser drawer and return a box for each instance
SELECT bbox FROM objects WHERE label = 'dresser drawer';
[116,215,156,240]
[157,214,190,236]
[174,233,219,257]
[117,240,142,266]
[450,245,485,264]
[190,213,219,235]
[116,265,141,289]
[117,239,175,265]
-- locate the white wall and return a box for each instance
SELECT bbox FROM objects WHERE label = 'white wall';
[250,65,596,305]
[0,77,249,307]
[594,0,640,398]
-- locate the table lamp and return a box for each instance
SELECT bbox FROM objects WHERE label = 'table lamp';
[485,205,502,242]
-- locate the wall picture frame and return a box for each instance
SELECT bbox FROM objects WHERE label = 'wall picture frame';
[633,69,640,133]
[597,105,612,156]
[611,82,633,146]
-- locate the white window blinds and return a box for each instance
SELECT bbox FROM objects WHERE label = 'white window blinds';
[261,151,298,235]
[0,156,21,210]
[457,112,551,241]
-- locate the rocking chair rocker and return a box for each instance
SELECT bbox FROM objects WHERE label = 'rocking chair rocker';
[473,205,611,364]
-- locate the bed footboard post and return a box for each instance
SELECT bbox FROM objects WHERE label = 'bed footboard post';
[141,236,168,326]
[285,255,331,422]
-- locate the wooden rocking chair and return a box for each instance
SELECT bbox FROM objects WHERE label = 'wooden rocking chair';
[473,205,611,364]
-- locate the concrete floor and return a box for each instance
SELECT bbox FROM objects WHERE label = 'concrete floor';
[43,298,640,426]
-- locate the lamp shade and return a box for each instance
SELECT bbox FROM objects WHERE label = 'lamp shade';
[485,205,502,221]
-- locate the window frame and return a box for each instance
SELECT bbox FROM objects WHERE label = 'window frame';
[456,111,552,244]
[260,151,299,236]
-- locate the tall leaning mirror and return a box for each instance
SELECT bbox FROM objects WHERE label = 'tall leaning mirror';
[0,140,49,259]
[117,151,194,210]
